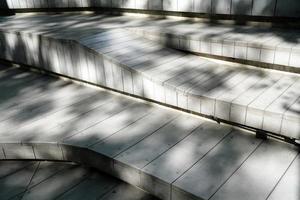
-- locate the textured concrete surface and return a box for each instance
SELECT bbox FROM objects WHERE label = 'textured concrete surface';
[1,0,300,18]
[0,66,299,200]
[0,13,299,139]
[0,160,157,200]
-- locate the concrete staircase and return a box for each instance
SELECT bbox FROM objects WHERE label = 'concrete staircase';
[0,3,300,200]
[0,13,300,141]
[0,65,299,200]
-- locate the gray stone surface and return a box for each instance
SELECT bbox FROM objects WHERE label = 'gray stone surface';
[0,159,157,200]
[212,0,231,14]
[173,130,261,200]
[149,0,163,10]
[115,114,203,169]
[0,162,38,199]
[194,0,211,13]
[268,154,300,200]
[163,0,177,11]
[210,141,298,200]
[0,67,299,200]
[1,13,300,140]
[252,0,276,16]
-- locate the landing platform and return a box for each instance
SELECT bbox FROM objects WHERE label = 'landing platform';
[0,65,299,200]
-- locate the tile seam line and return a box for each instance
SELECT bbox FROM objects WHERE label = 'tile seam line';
[170,128,234,186]
[53,171,91,200]
[23,162,76,191]
[207,140,264,200]
[244,74,285,123]
[141,119,207,170]
[86,107,157,147]
[227,74,266,120]
[160,60,209,86]
[29,95,116,142]
[19,161,41,200]
[60,101,137,142]
[212,69,256,117]
[7,92,109,137]
[0,160,36,180]
[23,164,85,194]
[228,72,271,105]
[111,114,182,159]
[265,152,300,200]
[84,34,140,51]
[280,94,300,124]
[261,77,299,130]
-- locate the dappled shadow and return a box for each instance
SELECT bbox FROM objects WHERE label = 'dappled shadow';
[0,11,299,200]
[0,160,158,200]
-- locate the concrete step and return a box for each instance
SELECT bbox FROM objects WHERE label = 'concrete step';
[0,67,299,200]
[0,13,300,140]
[0,160,157,200]
[126,24,300,73]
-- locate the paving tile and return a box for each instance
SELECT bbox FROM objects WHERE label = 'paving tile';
[252,0,276,16]
[268,154,300,200]
[57,171,119,200]
[115,114,204,169]
[210,141,298,200]
[141,122,232,200]
[194,0,211,13]
[21,165,89,200]
[230,73,283,125]
[63,103,154,147]
[246,76,297,129]
[0,160,35,178]
[0,89,106,136]
[2,143,36,159]
[274,46,292,66]
[280,98,300,138]
[0,162,38,199]
[263,78,300,133]
[215,72,263,120]
[34,98,133,142]
[173,130,262,200]
[90,108,179,157]
[28,161,74,188]
[212,0,231,14]
[100,182,154,200]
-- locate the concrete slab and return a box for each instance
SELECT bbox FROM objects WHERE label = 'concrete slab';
[141,122,232,199]
[246,76,297,129]
[194,0,211,13]
[210,141,298,200]
[268,154,300,200]
[90,108,179,157]
[0,162,38,199]
[63,103,154,147]
[173,130,262,200]
[115,114,204,169]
